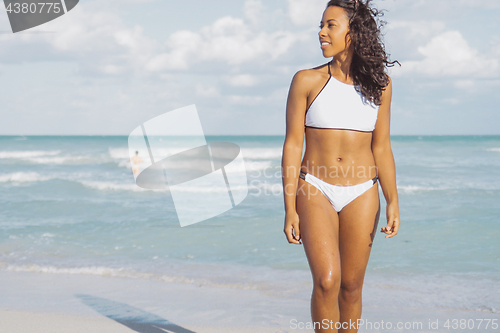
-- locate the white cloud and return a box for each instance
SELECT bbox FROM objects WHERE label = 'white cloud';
[287,0,325,26]
[244,0,265,26]
[47,10,123,52]
[146,30,200,71]
[457,0,500,8]
[0,1,303,76]
[101,64,125,75]
[227,95,264,105]
[392,31,500,79]
[224,74,259,87]
[454,80,475,90]
[146,15,300,71]
[0,2,160,76]
[442,98,460,105]
[382,0,500,13]
[388,20,446,40]
[384,20,447,60]
[195,84,219,97]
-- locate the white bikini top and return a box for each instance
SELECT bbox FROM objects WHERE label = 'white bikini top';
[304,62,379,132]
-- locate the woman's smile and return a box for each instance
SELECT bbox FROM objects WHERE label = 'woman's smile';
[320,41,331,49]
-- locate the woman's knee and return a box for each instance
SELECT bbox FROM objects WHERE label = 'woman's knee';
[314,274,341,296]
[339,279,363,302]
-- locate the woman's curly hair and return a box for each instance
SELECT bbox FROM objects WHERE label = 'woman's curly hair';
[326,0,400,106]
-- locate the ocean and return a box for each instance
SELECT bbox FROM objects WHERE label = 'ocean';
[1,135,499,315]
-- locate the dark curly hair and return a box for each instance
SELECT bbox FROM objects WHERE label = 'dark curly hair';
[326,0,400,106]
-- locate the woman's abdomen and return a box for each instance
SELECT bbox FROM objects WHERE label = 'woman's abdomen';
[301,129,377,186]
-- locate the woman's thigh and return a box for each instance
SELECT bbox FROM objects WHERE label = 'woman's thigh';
[296,178,341,284]
[338,183,380,286]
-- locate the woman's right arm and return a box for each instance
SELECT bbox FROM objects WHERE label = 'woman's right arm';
[282,70,310,245]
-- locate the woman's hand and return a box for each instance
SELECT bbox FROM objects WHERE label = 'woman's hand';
[381,202,400,238]
[284,211,302,244]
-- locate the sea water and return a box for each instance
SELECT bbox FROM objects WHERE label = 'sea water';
[0,135,499,313]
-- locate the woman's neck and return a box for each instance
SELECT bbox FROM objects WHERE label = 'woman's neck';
[331,49,353,81]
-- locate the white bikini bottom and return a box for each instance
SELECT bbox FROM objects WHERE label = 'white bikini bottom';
[299,169,378,212]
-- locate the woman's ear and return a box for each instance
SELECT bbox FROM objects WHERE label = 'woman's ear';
[344,31,352,49]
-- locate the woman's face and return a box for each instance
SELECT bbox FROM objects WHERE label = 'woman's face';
[318,6,352,58]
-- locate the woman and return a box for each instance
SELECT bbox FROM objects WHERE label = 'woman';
[281,0,401,332]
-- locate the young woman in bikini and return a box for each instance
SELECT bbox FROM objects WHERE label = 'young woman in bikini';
[281,0,401,331]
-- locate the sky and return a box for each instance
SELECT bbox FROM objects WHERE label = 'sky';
[0,0,499,136]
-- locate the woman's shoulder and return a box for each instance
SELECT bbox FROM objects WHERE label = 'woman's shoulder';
[381,75,393,99]
[291,63,331,89]
[385,75,392,86]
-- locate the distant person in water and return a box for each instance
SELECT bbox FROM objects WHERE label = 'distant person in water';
[128,151,144,176]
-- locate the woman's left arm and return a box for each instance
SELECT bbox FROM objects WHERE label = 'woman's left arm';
[371,77,400,238]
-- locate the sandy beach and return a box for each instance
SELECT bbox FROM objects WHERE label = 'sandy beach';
[0,269,312,333]
[1,269,499,333]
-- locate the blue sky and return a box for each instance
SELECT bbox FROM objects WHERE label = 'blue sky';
[0,0,499,135]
